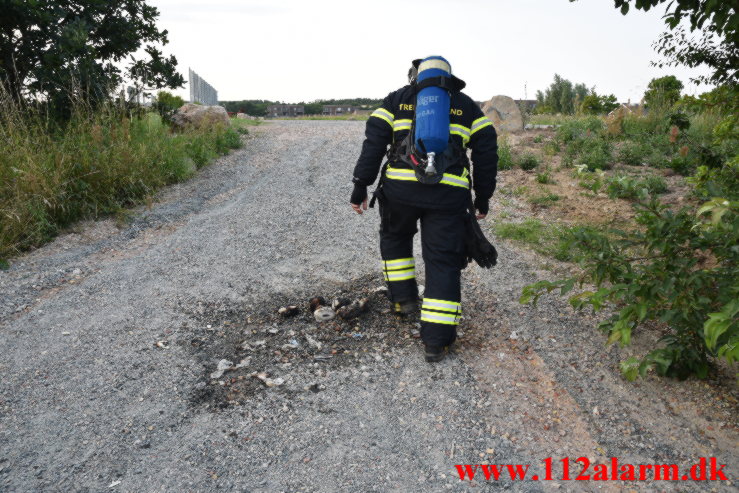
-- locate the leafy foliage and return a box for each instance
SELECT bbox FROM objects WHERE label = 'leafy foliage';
[497,137,514,170]
[578,0,738,86]
[0,1,184,116]
[153,90,184,122]
[605,173,668,200]
[581,93,619,115]
[521,170,738,379]
[518,153,540,171]
[643,75,684,110]
[535,74,589,114]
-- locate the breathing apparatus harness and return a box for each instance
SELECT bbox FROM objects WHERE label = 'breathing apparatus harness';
[386,73,468,186]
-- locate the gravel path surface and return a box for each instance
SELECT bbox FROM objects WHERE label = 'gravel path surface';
[0,121,736,492]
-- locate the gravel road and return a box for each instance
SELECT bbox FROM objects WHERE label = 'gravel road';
[0,121,736,492]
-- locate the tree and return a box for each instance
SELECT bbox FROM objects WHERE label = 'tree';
[0,0,184,114]
[643,75,683,110]
[535,74,592,114]
[570,0,738,85]
[153,90,184,121]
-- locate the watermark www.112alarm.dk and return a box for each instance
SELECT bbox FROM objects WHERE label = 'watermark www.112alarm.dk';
[456,457,730,482]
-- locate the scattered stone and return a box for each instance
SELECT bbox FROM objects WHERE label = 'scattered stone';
[255,372,284,387]
[234,358,250,369]
[278,305,299,317]
[314,306,335,322]
[418,284,425,298]
[154,340,167,348]
[210,359,234,379]
[304,334,322,350]
[509,331,519,340]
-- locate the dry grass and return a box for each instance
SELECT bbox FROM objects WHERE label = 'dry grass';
[0,93,242,262]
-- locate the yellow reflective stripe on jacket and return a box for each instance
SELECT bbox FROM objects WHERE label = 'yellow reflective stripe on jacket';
[393,119,412,132]
[384,268,415,282]
[421,310,460,325]
[470,116,493,135]
[371,108,394,127]
[422,298,461,314]
[385,167,417,181]
[449,123,471,145]
[439,174,469,189]
[385,166,470,189]
[383,258,415,270]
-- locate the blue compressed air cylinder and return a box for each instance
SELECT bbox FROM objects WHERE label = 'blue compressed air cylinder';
[414,56,451,154]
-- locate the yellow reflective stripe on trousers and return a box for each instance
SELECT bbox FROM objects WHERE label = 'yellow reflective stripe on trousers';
[385,166,470,189]
[393,119,412,132]
[470,116,493,135]
[383,258,415,270]
[371,108,394,127]
[421,311,460,325]
[384,268,415,282]
[422,298,461,314]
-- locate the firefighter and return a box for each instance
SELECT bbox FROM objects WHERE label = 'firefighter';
[350,57,499,362]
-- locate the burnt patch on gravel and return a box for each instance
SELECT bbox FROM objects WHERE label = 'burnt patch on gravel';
[180,274,424,410]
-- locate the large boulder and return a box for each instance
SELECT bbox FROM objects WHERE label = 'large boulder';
[172,103,229,128]
[482,95,523,133]
[235,112,252,119]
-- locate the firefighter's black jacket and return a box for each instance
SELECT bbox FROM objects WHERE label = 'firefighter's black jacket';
[352,85,498,210]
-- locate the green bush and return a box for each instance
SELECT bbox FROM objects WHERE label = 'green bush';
[556,116,605,143]
[498,138,514,170]
[543,140,560,156]
[521,191,738,380]
[605,174,668,200]
[533,135,544,144]
[577,138,613,171]
[668,155,694,175]
[618,141,651,166]
[518,153,540,171]
[577,169,604,194]
[153,91,185,122]
[536,170,554,184]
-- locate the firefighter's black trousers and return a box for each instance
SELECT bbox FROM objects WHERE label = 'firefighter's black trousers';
[379,197,466,348]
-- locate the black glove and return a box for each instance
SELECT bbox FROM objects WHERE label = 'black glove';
[474,195,489,215]
[464,213,498,269]
[350,184,367,205]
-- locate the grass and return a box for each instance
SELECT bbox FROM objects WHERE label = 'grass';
[498,136,514,170]
[528,192,561,207]
[494,218,598,262]
[0,97,243,262]
[230,117,263,130]
[536,170,554,184]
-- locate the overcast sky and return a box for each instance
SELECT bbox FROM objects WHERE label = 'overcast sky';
[149,0,713,104]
